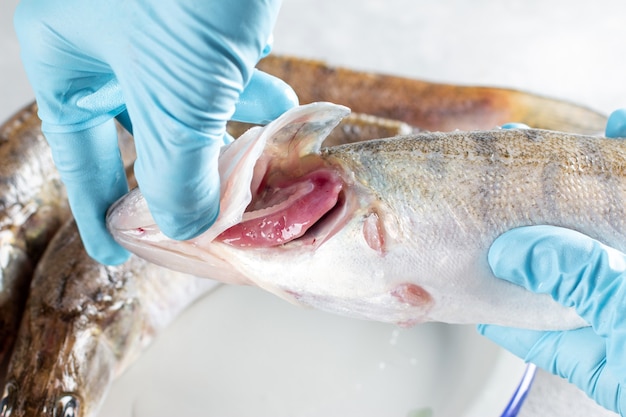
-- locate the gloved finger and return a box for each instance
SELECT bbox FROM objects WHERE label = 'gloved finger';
[488,225,626,377]
[479,324,623,413]
[45,120,130,265]
[113,54,234,241]
[606,109,626,138]
[118,62,228,240]
[261,34,274,59]
[232,69,299,124]
[501,122,530,129]
[110,0,283,240]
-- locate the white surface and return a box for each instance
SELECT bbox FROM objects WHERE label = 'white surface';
[273,0,625,117]
[3,0,626,121]
[2,1,625,416]
[100,285,526,417]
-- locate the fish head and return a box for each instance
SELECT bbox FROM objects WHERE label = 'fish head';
[107,102,434,326]
[1,316,115,417]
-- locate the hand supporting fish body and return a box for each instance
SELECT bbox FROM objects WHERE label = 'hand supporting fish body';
[108,102,626,330]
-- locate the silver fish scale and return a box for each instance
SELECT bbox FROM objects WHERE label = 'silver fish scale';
[322,129,626,252]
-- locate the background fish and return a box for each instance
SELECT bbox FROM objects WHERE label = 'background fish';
[108,102,626,331]
[0,217,218,417]
[0,104,137,390]
[257,55,607,134]
[0,103,68,387]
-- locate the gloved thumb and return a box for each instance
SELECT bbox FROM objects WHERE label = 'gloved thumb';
[232,69,299,124]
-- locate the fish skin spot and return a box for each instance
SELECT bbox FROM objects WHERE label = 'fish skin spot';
[363,212,385,254]
[391,283,432,307]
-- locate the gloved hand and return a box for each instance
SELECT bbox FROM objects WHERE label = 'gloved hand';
[478,225,626,415]
[14,0,298,265]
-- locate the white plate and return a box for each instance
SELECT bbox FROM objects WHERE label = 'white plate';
[100,285,527,417]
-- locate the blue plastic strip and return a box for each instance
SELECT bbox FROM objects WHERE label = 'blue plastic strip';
[499,363,537,417]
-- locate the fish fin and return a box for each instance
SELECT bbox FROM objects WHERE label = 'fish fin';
[264,102,351,158]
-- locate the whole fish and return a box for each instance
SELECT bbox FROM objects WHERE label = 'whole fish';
[108,102,626,331]
[0,216,218,417]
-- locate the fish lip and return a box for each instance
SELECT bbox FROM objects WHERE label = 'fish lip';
[106,187,151,233]
[106,191,132,231]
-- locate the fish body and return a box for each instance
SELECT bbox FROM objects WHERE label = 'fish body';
[0,104,196,417]
[1,217,218,417]
[258,55,607,134]
[0,103,137,389]
[0,103,69,385]
[107,102,624,330]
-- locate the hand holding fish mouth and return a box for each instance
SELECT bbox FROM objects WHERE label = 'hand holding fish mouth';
[13,0,298,265]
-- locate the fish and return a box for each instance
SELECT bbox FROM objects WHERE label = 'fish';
[107,101,626,331]
[0,108,423,417]
[0,216,218,417]
[0,103,137,389]
[0,103,69,387]
[0,54,609,415]
[0,97,481,417]
[258,55,607,134]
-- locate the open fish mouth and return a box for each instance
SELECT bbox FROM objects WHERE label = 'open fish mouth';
[215,168,345,248]
[107,102,357,250]
[206,102,386,252]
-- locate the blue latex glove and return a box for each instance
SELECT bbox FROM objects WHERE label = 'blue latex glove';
[607,109,626,138]
[478,225,626,415]
[14,0,298,265]
[500,122,530,129]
